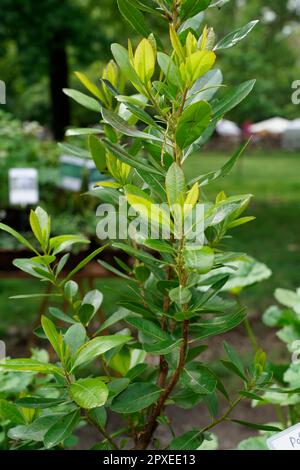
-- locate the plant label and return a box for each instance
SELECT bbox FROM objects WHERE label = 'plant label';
[267,423,300,450]
[9,168,39,206]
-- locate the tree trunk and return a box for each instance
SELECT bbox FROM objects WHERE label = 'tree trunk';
[49,34,70,140]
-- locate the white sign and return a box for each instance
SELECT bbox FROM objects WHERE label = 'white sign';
[267,423,300,450]
[9,168,39,206]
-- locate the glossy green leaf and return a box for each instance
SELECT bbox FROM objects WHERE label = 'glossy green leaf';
[126,317,171,341]
[0,359,64,377]
[0,223,38,254]
[117,0,150,37]
[176,101,211,149]
[70,378,109,409]
[89,135,107,173]
[184,246,214,274]
[0,399,26,425]
[214,20,259,50]
[111,382,161,413]
[166,163,186,206]
[169,430,203,450]
[63,88,102,112]
[72,335,131,370]
[15,397,68,409]
[44,410,80,448]
[213,80,256,120]
[102,108,161,142]
[144,338,183,355]
[182,364,217,394]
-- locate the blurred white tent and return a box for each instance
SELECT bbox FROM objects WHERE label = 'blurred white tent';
[250,117,290,135]
[282,119,300,149]
[216,119,241,137]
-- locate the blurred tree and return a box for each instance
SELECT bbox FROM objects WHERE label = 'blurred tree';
[209,0,300,122]
[0,0,123,139]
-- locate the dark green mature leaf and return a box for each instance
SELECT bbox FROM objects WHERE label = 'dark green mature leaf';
[0,359,64,377]
[186,69,223,105]
[72,335,131,370]
[111,382,161,413]
[188,139,250,186]
[223,341,246,380]
[169,430,203,450]
[213,80,256,120]
[44,410,80,448]
[144,338,183,355]
[176,101,211,149]
[103,140,164,176]
[230,419,282,432]
[0,399,26,425]
[89,135,107,173]
[78,290,103,326]
[63,89,102,112]
[8,415,62,443]
[180,0,212,20]
[190,308,247,340]
[41,316,62,359]
[102,108,162,142]
[16,397,68,409]
[126,317,171,341]
[117,0,151,37]
[184,246,214,274]
[70,378,109,409]
[182,364,217,395]
[96,308,130,333]
[49,307,76,325]
[214,20,259,50]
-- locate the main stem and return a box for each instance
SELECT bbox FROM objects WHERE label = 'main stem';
[134,319,189,450]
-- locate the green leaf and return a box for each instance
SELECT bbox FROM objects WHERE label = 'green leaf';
[189,139,250,186]
[1,359,64,377]
[223,341,246,380]
[180,0,212,20]
[169,430,203,450]
[63,88,102,112]
[126,317,171,341]
[190,308,247,340]
[169,286,192,305]
[102,108,162,142]
[214,20,259,50]
[49,234,89,255]
[64,280,79,302]
[70,378,109,409]
[74,71,105,101]
[181,364,217,394]
[103,139,163,176]
[117,0,150,37]
[274,288,300,309]
[157,52,183,88]
[111,43,144,91]
[166,163,186,206]
[41,316,62,359]
[111,382,161,413]
[230,419,282,432]
[0,223,39,254]
[89,407,107,429]
[78,289,103,326]
[15,397,68,409]
[176,101,211,149]
[72,335,131,370]
[184,246,214,274]
[213,80,256,120]
[44,410,80,448]
[144,338,183,355]
[63,245,107,283]
[64,323,86,354]
[49,307,76,325]
[8,415,62,443]
[96,308,130,333]
[89,135,107,173]
[0,399,26,425]
[186,69,223,105]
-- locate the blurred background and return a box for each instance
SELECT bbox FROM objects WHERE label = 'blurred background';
[0,0,300,448]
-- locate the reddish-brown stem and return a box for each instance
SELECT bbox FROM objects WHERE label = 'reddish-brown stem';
[134,319,189,450]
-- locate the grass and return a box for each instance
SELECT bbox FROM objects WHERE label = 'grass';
[1,148,300,334]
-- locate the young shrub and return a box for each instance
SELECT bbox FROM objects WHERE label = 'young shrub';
[0,1,275,451]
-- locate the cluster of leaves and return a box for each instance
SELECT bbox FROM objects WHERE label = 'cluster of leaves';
[237,286,300,450]
[0,0,278,451]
